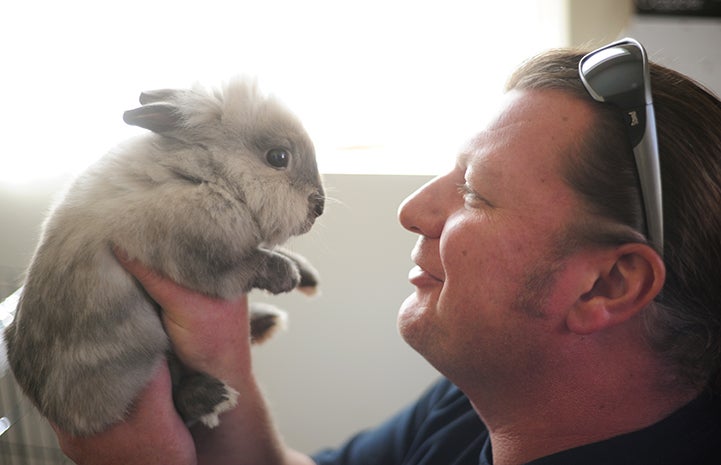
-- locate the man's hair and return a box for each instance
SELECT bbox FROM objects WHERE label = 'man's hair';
[506,48,721,393]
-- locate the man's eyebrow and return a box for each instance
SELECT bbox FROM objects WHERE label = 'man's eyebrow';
[457,130,494,168]
[456,151,472,168]
[457,144,505,188]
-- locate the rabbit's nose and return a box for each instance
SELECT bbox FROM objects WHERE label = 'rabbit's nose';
[310,191,325,218]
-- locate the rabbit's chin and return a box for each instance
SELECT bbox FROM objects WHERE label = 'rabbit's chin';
[296,217,318,235]
[262,216,318,246]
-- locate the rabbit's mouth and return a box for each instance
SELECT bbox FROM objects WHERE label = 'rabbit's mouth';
[309,191,325,218]
[296,190,325,234]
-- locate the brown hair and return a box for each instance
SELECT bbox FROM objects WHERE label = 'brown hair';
[506,48,721,393]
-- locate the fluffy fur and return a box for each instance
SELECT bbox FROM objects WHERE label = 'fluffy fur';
[3,78,324,436]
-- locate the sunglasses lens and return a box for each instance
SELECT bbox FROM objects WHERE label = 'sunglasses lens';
[582,44,647,100]
[580,43,648,146]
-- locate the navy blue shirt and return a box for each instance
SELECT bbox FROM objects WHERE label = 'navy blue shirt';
[312,378,721,465]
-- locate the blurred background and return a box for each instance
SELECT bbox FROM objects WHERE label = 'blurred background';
[1,0,720,462]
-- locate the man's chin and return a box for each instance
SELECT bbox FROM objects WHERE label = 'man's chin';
[397,292,437,349]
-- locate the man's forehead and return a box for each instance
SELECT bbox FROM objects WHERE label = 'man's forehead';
[456,90,591,173]
[457,119,531,169]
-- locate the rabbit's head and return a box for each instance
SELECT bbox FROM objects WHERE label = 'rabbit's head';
[123,78,324,246]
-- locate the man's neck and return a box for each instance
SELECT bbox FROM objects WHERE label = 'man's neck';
[461,359,699,465]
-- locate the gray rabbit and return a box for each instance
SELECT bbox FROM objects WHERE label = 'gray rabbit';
[3,78,324,436]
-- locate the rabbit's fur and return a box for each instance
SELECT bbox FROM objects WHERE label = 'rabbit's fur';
[3,78,324,436]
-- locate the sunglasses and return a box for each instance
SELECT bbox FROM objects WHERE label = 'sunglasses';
[579,37,663,256]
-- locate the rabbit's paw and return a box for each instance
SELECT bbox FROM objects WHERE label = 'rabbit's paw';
[174,372,239,428]
[250,302,288,344]
[198,386,239,428]
[273,247,320,295]
[254,252,300,294]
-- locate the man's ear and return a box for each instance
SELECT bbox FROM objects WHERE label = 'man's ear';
[566,243,665,335]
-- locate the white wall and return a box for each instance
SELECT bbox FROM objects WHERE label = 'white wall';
[0,178,69,298]
[563,1,721,97]
[626,14,721,95]
[252,173,442,453]
[567,0,634,48]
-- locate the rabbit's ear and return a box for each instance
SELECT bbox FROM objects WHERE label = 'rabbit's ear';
[123,102,183,133]
[138,89,176,105]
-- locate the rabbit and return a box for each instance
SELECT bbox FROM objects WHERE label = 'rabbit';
[3,77,325,436]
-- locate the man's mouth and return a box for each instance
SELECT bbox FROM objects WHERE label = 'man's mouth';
[408,264,444,287]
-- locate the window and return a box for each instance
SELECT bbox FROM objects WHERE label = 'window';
[1,0,568,183]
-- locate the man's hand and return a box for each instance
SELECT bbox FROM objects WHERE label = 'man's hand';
[116,252,253,380]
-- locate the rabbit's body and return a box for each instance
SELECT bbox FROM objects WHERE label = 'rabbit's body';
[4,78,324,435]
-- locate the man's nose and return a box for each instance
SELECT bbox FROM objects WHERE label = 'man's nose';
[398,173,451,238]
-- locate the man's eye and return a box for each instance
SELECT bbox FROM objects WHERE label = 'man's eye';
[457,183,474,200]
[457,183,493,208]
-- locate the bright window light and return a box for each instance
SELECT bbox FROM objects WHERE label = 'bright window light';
[0,0,568,184]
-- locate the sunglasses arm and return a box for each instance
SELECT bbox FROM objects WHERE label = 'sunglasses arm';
[633,103,664,256]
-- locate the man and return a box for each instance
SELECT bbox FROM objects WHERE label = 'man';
[56,40,721,464]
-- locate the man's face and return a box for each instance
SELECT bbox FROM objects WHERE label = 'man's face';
[397,89,595,390]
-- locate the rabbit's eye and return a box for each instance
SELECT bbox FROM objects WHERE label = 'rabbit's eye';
[266,148,290,169]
